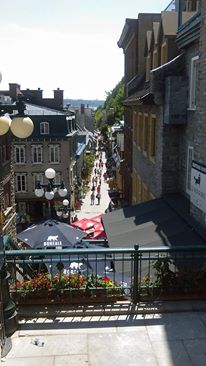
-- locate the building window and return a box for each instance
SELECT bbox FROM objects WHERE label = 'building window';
[184,0,199,11]
[40,122,50,134]
[152,50,158,69]
[186,146,194,194]
[15,174,27,193]
[49,145,60,163]
[137,113,143,150]
[161,42,167,65]
[14,145,26,164]
[143,114,149,155]
[133,112,137,145]
[149,115,157,160]
[0,136,10,163]
[189,56,199,110]
[32,145,43,164]
[4,182,11,208]
[142,182,149,202]
[53,172,61,185]
[33,173,44,190]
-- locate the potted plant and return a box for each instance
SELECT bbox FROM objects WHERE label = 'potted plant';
[11,273,126,305]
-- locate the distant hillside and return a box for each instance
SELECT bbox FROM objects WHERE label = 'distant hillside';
[64,99,104,108]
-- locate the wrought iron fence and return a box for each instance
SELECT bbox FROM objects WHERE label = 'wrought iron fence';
[5,247,134,303]
[5,244,206,304]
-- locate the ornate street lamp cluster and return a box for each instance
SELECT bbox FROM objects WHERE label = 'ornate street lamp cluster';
[34,168,72,222]
[0,95,34,138]
[35,168,68,200]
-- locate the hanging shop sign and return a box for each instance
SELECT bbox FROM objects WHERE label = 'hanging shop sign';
[190,161,206,213]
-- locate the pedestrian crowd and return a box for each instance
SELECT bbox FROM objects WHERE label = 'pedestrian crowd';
[90,150,106,206]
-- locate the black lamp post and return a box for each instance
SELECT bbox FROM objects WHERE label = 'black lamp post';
[0,235,17,357]
[34,168,69,219]
[56,198,73,224]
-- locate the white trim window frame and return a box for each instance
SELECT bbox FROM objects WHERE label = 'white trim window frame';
[14,145,26,164]
[33,172,44,190]
[188,55,199,110]
[15,173,27,193]
[53,172,61,185]
[49,144,60,164]
[186,145,194,194]
[31,145,43,164]
[40,121,50,135]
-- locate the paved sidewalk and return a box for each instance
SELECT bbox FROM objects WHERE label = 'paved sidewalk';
[3,301,206,365]
[76,151,110,220]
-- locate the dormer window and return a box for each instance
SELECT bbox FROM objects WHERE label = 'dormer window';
[40,122,50,135]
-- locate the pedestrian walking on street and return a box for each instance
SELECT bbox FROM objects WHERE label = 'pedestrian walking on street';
[96,192,101,205]
[90,192,95,205]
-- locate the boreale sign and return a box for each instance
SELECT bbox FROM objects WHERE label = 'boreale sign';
[190,160,206,213]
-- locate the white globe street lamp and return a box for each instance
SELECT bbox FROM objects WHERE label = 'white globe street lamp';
[0,96,34,138]
[10,116,34,138]
[0,115,11,136]
[34,168,70,220]
[56,198,72,223]
[45,168,56,180]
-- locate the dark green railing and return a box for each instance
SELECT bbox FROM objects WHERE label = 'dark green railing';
[5,245,206,303]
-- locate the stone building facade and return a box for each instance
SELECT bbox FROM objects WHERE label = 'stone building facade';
[13,104,78,223]
[0,133,16,239]
[118,14,161,205]
[0,91,17,240]
[118,1,202,216]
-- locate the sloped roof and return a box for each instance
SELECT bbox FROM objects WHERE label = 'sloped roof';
[24,103,65,116]
[117,18,137,49]
[102,194,206,248]
[153,22,160,44]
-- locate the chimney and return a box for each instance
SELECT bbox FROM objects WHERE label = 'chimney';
[9,83,21,101]
[80,104,85,114]
[53,88,64,109]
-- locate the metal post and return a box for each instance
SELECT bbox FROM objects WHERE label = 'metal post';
[0,233,17,357]
[48,201,51,219]
[132,244,139,304]
[178,0,183,28]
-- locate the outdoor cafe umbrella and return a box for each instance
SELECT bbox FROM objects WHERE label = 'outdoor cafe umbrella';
[17,219,86,249]
[71,217,106,240]
[71,218,95,231]
[44,242,115,276]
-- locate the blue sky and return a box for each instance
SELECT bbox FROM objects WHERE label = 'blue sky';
[0,0,170,100]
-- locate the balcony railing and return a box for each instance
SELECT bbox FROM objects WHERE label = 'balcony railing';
[5,244,206,304]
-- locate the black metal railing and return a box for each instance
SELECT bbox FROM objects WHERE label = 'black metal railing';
[5,245,206,304]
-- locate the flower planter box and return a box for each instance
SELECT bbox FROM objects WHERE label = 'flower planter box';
[12,290,127,306]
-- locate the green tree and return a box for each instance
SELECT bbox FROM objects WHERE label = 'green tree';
[95,78,124,128]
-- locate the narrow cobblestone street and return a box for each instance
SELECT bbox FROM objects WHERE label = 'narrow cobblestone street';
[75,150,110,221]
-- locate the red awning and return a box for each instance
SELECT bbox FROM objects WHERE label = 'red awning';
[71,216,106,240]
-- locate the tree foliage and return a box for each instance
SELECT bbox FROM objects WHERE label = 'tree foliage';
[95,78,124,127]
